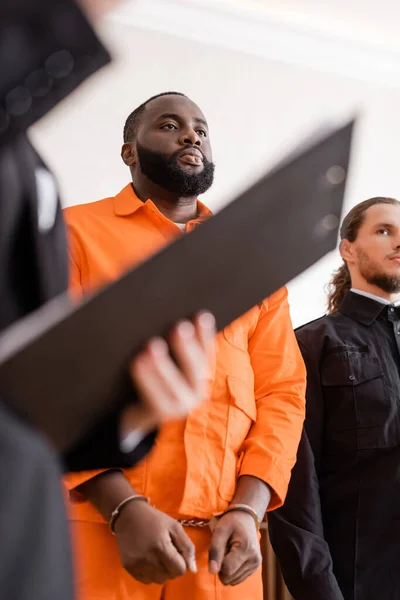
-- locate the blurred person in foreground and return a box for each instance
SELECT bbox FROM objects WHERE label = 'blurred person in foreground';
[269,197,400,600]
[63,91,306,600]
[0,2,215,599]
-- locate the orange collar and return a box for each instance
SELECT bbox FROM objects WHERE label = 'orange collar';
[113,184,145,216]
[113,183,213,223]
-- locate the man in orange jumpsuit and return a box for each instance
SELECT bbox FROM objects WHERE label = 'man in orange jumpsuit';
[64,92,306,600]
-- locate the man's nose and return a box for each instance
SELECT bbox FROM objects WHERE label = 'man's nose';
[179,129,201,147]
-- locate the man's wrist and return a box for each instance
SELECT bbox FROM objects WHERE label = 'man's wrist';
[120,428,149,453]
[210,504,261,531]
[230,475,272,523]
[77,470,138,522]
[119,405,155,442]
[109,494,150,533]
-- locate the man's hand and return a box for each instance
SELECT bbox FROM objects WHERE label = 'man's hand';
[77,0,121,22]
[208,511,262,586]
[114,500,197,584]
[120,312,216,436]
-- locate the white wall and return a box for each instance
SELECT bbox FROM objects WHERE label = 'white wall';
[30,17,400,327]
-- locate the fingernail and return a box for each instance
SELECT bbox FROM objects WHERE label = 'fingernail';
[198,311,216,329]
[177,321,195,339]
[148,338,168,356]
[209,560,218,574]
[189,557,198,573]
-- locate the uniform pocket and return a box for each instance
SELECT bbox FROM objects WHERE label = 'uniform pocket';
[321,349,389,450]
[218,376,256,501]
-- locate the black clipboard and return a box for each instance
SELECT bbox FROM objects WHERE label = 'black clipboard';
[0,120,354,451]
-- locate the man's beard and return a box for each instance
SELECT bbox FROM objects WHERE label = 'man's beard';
[357,248,400,293]
[136,141,215,197]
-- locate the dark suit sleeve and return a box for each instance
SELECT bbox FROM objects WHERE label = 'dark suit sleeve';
[64,376,157,471]
[64,408,157,472]
[268,339,344,600]
[0,402,75,600]
[0,3,156,472]
[0,0,110,149]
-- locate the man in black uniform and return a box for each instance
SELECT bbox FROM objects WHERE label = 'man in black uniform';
[269,196,400,600]
[0,2,215,599]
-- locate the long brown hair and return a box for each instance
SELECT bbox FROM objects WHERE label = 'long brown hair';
[326,197,400,313]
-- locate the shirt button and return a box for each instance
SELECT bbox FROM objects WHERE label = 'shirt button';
[390,307,395,312]
[349,375,355,381]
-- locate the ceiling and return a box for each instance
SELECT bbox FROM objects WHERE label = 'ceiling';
[107,0,400,88]
[188,0,400,44]
[110,0,400,46]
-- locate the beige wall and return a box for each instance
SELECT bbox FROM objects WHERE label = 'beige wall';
[30,20,400,327]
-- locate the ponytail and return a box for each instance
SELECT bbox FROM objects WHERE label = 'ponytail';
[326,262,351,313]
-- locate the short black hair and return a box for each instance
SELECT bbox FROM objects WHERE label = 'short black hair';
[123,92,187,142]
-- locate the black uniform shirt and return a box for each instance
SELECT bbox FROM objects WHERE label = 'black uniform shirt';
[269,291,400,600]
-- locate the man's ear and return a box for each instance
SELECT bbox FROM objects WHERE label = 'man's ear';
[121,142,136,167]
[339,239,354,264]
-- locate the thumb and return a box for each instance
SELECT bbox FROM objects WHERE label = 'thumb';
[170,524,197,573]
[208,523,231,575]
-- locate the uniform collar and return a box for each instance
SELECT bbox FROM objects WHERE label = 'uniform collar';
[339,291,392,325]
[350,288,400,306]
[113,183,146,216]
[113,183,213,223]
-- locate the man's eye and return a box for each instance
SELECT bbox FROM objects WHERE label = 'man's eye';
[197,129,207,137]
[161,124,177,130]
[377,229,389,235]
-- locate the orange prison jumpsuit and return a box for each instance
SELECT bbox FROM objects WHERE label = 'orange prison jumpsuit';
[63,184,306,600]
